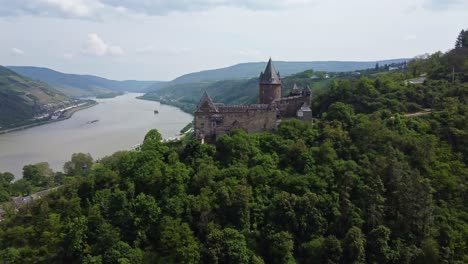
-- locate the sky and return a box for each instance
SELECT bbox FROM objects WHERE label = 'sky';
[0,0,467,81]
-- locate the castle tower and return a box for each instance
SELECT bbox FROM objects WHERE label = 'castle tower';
[259,58,282,104]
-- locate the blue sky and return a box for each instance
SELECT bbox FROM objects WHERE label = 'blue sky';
[0,0,467,80]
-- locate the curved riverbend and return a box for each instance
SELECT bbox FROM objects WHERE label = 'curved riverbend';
[0,93,193,179]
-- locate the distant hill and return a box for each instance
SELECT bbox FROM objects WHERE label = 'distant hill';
[171,59,409,84]
[141,59,409,113]
[0,66,69,127]
[8,66,163,97]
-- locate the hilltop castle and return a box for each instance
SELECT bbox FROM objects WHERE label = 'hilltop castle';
[194,58,312,143]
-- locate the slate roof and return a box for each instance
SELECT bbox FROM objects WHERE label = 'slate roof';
[196,91,218,112]
[13,196,33,207]
[259,58,281,85]
[290,83,301,96]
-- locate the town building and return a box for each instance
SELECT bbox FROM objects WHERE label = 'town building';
[194,58,312,143]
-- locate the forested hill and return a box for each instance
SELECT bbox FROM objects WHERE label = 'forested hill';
[0,66,69,128]
[171,59,408,84]
[8,66,162,97]
[0,30,467,263]
[139,62,407,113]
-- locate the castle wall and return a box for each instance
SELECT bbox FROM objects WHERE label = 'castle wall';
[194,59,312,143]
[277,95,310,118]
[194,108,277,143]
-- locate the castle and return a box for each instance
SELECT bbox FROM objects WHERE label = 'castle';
[194,58,312,143]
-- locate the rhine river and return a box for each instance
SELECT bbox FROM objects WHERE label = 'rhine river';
[0,93,193,179]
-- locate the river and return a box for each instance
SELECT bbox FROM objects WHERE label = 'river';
[0,93,193,179]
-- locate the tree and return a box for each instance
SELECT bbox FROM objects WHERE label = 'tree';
[63,153,93,176]
[265,231,295,264]
[205,225,250,264]
[64,216,89,260]
[302,235,343,264]
[322,236,343,264]
[22,164,43,186]
[133,193,161,245]
[0,172,14,185]
[416,238,440,264]
[141,129,168,155]
[367,225,392,264]
[22,162,54,187]
[12,178,33,196]
[159,217,201,264]
[343,226,366,264]
[455,29,466,48]
[0,172,14,201]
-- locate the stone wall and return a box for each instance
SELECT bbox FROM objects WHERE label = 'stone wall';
[194,108,277,143]
[276,94,310,118]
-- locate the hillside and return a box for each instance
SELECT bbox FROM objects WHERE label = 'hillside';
[0,40,466,263]
[170,59,408,84]
[140,62,407,113]
[8,66,162,97]
[0,66,70,128]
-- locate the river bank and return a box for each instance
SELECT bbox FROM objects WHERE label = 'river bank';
[0,93,193,178]
[136,95,195,114]
[0,101,98,135]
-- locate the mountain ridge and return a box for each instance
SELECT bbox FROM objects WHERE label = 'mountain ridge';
[7,66,162,97]
[171,58,409,84]
[0,65,70,127]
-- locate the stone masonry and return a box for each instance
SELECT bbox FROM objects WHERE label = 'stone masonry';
[194,58,312,143]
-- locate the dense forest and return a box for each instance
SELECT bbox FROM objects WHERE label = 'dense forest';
[0,31,467,263]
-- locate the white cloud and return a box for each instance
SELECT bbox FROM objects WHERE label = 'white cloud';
[11,48,25,56]
[0,0,108,19]
[0,0,466,20]
[83,33,124,57]
[100,0,318,15]
[37,0,95,17]
[0,0,317,19]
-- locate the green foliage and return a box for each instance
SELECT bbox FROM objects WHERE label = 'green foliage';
[205,224,250,263]
[455,29,468,49]
[159,216,201,263]
[63,153,94,176]
[0,65,69,127]
[0,34,467,264]
[343,226,366,264]
[23,162,53,187]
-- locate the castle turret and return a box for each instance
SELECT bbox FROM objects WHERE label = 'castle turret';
[196,91,218,112]
[289,83,301,96]
[259,58,281,104]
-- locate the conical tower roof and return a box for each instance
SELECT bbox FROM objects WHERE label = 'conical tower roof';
[259,58,281,85]
[196,91,218,112]
[292,83,299,91]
